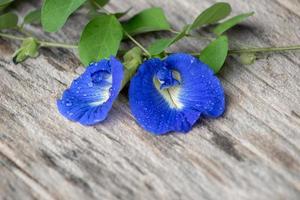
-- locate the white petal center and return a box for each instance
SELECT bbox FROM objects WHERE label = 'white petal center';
[153,71,183,109]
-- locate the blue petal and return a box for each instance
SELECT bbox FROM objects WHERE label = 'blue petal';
[129,53,225,135]
[164,53,225,118]
[57,56,123,125]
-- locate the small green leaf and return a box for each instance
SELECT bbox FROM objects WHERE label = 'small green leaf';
[122,47,142,88]
[239,53,256,65]
[41,0,86,32]
[24,9,41,25]
[147,25,190,55]
[13,37,39,63]
[0,12,18,30]
[0,0,13,11]
[199,36,228,73]
[148,38,173,55]
[213,12,254,36]
[94,0,109,7]
[79,15,123,65]
[123,7,170,36]
[191,2,231,30]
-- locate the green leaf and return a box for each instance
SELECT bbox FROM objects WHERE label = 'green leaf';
[0,12,18,30]
[199,36,228,73]
[13,37,39,63]
[79,15,123,65]
[41,0,86,32]
[190,2,231,30]
[148,38,173,55]
[0,0,13,11]
[24,9,41,25]
[122,47,142,88]
[123,7,170,36]
[239,53,256,65]
[213,12,254,36]
[147,25,190,55]
[94,0,109,7]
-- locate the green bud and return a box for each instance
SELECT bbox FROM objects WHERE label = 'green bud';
[239,53,256,65]
[121,47,143,88]
[13,37,39,64]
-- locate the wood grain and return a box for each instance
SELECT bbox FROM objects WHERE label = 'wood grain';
[0,0,300,199]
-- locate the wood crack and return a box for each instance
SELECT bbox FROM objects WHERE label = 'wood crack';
[0,144,55,200]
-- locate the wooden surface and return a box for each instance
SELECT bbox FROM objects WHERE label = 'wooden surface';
[1,0,300,199]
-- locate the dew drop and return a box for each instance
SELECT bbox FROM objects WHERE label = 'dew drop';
[88,82,93,87]
[66,102,72,106]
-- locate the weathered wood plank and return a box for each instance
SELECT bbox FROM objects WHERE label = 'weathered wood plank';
[0,0,300,199]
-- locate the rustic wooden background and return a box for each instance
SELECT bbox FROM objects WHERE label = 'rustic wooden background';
[1,0,300,199]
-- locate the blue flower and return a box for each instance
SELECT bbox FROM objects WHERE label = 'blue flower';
[129,53,225,135]
[57,56,123,125]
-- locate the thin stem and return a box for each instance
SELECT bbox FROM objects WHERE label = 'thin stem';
[165,45,300,56]
[228,45,300,54]
[124,31,151,57]
[169,29,213,41]
[0,33,26,41]
[39,41,78,49]
[90,0,110,14]
[169,29,180,34]
[0,32,78,49]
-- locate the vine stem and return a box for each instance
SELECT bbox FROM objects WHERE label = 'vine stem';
[123,31,151,57]
[0,32,78,49]
[39,41,78,49]
[169,29,213,41]
[228,45,300,54]
[2,32,300,55]
[170,45,300,56]
[0,33,25,41]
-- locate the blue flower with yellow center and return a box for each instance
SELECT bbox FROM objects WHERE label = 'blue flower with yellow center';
[57,56,123,125]
[129,53,225,134]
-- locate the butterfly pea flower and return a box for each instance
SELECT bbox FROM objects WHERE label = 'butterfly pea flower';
[57,56,123,125]
[129,53,225,135]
